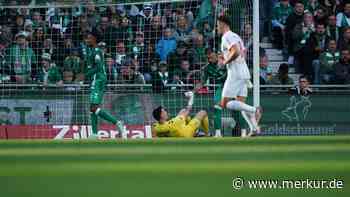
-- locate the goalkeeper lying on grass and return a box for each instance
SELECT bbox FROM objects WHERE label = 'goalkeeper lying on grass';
[152,92,209,138]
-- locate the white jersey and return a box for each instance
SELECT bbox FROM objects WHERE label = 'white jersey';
[221,30,251,80]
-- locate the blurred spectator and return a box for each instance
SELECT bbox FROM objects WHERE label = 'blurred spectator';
[0,25,13,48]
[137,3,154,32]
[338,27,350,51]
[31,27,45,56]
[242,23,253,67]
[167,41,194,73]
[156,27,177,61]
[288,75,312,96]
[174,15,192,44]
[190,33,207,67]
[314,39,339,84]
[336,2,350,29]
[285,1,305,62]
[12,15,25,37]
[31,10,46,30]
[269,63,294,85]
[6,32,36,83]
[63,48,84,83]
[326,15,340,41]
[36,53,63,86]
[151,61,170,92]
[129,31,146,60]
[145,15,163,46]
[105,54,119,84]
[334,48,350,84]
[141,42,160,82]
[272,0,293,49]
[314,8,328,24]
[259,55,273,84]
[0,44,10,82]
[96,16,117,49]
[116,58,145,84]
[86,2,101,28]
[174,59,191,83]
[114,40,127,67]
[303,0,320,15]
[116,17,133,50]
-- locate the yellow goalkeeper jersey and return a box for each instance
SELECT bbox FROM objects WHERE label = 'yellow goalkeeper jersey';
[152,115,200,138]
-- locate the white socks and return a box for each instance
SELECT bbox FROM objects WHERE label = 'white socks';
[226,100,256,114]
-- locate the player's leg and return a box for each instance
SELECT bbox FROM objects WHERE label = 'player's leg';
[214,86,223,136]
[214,87,222,137]
[194,110,209,135]
[90,105,99,135]
[90,80,125,137]
[180,110,208,137]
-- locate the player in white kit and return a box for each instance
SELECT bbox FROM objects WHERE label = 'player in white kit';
[216,16,262,135]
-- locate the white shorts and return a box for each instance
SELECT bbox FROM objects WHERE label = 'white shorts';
[222,79,248,98]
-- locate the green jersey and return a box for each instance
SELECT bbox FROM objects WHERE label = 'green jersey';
[86,47,107,83]
[200,63,227,85]
[37,65,62,84]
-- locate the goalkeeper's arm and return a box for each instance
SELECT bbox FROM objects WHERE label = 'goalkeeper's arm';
[177,91,194,117]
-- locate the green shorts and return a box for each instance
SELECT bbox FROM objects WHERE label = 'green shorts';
[214,85,223,104]
[89,79,106,105]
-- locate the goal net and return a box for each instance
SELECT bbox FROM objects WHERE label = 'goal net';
[0,0,256,139]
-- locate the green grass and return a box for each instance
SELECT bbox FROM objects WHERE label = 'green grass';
[0,136,349,197]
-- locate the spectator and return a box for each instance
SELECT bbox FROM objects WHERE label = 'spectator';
[190,33,207,67]
[96,16,114,49]
[303,0,320,15]
[317,39,340,83]
[105,54,119,84]
[336,2,350,29]
[271,0,293,49]
[295,21,330,79]
[116,58,145,84]
[167,41,194,73]
[31,27,45,56]
[0,25,12,48]
[334,49,350,84]
[292,12,315,55]
[326,15,341,41]
[141,42,160,82]
[174,15,192,44]
[314,8,328,25]
[31,10,46,30]
[269,63,294,85]
[174,59,191,83]
[6,32,36,83]
[288,75,312,96]
[116,17,133,51]
[260,55,273,84]
[129,31,146,60]
[338,27,350,51]
[156,27,177,61]
[285,1,305,63]
[86,2,101,29]
[137,3,154,32]
[12,15,25,37]
[63,48,84,83]
[151,61,170,92]
[36,53,63,86]
[145,15,163,46]
[114,40,127,67]
[242,23,253,66]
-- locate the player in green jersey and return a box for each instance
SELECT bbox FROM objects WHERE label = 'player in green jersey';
[195,51,248,137]
[84,31,126,139]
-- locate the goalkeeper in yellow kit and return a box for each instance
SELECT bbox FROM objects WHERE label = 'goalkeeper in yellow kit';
[152,92,209,138]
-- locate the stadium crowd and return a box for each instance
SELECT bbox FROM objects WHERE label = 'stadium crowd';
[269,0,350,84]
[0,0,349,88]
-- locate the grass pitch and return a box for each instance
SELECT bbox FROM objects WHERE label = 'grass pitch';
[0,136,349,197]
